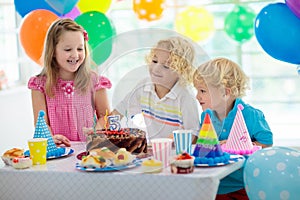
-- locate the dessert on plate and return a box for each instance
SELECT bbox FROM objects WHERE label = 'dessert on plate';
[112,148,136,166]
[141,158,163,173]
[1,148,24,166]
[170,152,195,174]
[80,155,110,169]
[89,147,116,160]
[12,156,32,169]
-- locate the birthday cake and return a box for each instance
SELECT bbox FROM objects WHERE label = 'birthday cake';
[193,113,230,165]
[221,104,261,155]
[86,128,147,154]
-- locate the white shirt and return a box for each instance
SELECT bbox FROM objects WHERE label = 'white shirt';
[116,77,200,139]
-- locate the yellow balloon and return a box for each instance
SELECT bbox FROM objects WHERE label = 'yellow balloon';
[77,0,112,13]
[175,6,215,42]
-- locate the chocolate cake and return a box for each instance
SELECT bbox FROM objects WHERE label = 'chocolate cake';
[86,128,147,154]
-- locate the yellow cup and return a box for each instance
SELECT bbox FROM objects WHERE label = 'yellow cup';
[28,138,48,165]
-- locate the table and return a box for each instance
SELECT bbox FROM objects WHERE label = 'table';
[0,142,245,200]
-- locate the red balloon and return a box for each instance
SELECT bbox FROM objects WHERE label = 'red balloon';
[19,9,59,65]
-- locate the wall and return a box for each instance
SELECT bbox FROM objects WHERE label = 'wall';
[0,86,34,154]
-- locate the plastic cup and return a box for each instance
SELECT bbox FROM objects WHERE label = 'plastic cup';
[150,138,172,168]
[173,129,193,155]
[28,138,48,165]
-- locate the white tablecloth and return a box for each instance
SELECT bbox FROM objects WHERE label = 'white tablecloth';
[0,142,245,200]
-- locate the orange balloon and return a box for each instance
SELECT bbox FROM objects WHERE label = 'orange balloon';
[133,0,165,21]
[19,9,59,66]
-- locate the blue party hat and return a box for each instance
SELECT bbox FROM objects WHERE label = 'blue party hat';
[32,110,65,158]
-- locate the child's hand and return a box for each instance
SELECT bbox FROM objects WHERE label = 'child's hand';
[53,134,71,147]
[219,140,227,145]
[168,133,174,140]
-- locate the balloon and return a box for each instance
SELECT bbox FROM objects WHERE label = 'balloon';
[175,6,214,42]
[224,5,256,43]
[75,11,114,65]
[45,0,79,15]
[244,146,300,200]
[255,3,300,64]
[133,0,165,21]
[14,0,60,17]
[286,0,300,18]
[77,0,112,13]
[19,9,59,65]
[61,6,81,20]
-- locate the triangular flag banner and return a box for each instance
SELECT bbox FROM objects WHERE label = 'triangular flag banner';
[193,113,230,165]
[222,104,261,155]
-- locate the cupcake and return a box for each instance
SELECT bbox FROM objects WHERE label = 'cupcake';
[171,152,195,174]
[141,158,163,173]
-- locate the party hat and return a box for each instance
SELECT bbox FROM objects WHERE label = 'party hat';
[222,104,261,155]
[193,113,230,165]
[32,110,65,157]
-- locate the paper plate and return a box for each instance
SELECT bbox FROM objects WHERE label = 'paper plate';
[76,159,142,172]
[194,154,244,167]
[24,147,74,159]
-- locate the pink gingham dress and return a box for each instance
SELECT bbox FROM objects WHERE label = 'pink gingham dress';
[28,74,112,141]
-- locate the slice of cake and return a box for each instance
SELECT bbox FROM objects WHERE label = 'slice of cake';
[221,104,261,155]
[193,113,230,165]
[80,155,109,169]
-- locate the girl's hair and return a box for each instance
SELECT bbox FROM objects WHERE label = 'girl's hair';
[145,36,195,86]
[193,57,250,98]
[39,18,92,97]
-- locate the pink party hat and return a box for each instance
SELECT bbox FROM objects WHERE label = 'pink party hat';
[222,104,261,155]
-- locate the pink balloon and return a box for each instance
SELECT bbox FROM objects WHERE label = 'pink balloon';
[286,0,300,18]
[61,6,81,20]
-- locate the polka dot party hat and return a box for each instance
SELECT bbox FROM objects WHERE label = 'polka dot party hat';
[32,110,65,158]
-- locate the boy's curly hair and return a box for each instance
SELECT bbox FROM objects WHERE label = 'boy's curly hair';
[193,57,250,98]
[145,36,195,86]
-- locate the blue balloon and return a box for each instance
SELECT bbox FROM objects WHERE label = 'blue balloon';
[244,146,300,200]
[45,0,79,15]
[255,3,300,64]
[14,0,60,17]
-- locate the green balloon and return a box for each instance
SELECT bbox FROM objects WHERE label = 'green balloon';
[224,5,256,43]
[75,11,114,65]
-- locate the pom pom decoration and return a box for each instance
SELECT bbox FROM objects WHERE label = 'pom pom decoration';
[175,6,214,42]
[133,0,165,21]
[224,5,256,43]
[244,146,300,200]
